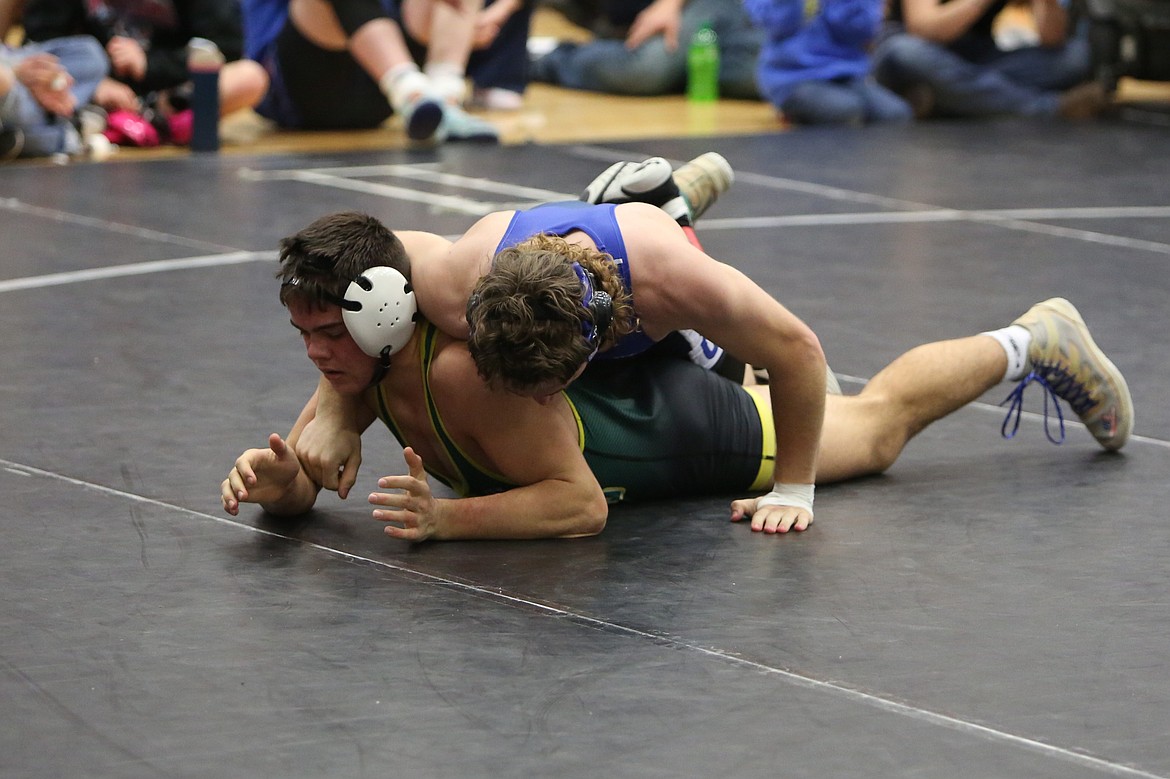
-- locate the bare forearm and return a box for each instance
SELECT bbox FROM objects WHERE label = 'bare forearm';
[310,374,376,433]
[259,468,320,516]
[766,342,826,486]
[431,481,608,541]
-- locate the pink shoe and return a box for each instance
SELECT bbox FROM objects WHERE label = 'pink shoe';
[103,110,160,148]
[167,109,193,146]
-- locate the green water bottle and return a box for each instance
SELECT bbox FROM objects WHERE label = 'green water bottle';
[687,24,720,103]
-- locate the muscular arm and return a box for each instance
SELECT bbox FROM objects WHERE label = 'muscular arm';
[370,347,609,541]
[619,205,826,509]
[900,0,1002,43]
[407,215,507,339]
[293,374,378,496]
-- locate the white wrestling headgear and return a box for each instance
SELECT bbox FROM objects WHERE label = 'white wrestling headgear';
[340,266,418,360]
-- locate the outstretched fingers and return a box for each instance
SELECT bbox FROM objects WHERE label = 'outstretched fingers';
[369,448,437,542]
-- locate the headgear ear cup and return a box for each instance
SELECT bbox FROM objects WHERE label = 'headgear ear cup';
[341,266,418,359]
[589,290,613,338]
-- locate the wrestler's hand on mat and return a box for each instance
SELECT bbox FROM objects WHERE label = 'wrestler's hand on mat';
[294,416,362,499]
[729,498,814,534]
[222,433,302,515]
[369,448,440,542]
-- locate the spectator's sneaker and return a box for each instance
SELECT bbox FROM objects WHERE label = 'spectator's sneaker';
[401,94,445,142]
[435,104,499,143]
[1002,298,1133,450]
[0,126,23,162]
[673,152,734,223]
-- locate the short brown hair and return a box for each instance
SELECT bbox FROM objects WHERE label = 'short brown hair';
[277,212,409,308]
[467,233,634,392]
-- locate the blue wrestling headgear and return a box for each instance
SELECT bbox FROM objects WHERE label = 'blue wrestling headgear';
[571,262,613,357]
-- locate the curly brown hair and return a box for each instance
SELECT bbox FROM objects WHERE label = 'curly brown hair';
[276,212,410,308]
[467,233,636,393]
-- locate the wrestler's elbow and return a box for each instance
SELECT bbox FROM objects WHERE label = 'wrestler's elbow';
[781,324,826,377]
[563,486,609,538]
[799,322,826,361]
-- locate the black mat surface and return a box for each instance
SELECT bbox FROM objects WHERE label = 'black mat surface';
[2,120,1168,778]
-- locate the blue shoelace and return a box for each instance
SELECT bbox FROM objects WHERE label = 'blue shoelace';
[1000,370,1067,444]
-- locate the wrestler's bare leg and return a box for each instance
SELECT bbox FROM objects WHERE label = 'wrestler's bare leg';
[809,335,1006,483]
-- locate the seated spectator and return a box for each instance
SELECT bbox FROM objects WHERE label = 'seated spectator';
[745,0,913,125]
[404,0,535,110]
[530,0,762,99]
[242,0,500,143]
[20,0,269,145]
[872,0,1110,119]
[1,35,107,160]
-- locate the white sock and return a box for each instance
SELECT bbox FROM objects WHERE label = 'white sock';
[380,65,431,112]
[424,62,467,105]
[981,325,1032,381]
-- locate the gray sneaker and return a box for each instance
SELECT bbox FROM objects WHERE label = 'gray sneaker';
[1004,298,1133,450]
[435,104,499,143]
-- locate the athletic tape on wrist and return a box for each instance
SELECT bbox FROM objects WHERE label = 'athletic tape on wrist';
[755,483,815,513]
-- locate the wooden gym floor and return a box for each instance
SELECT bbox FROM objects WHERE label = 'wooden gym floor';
[6,5,1163,162]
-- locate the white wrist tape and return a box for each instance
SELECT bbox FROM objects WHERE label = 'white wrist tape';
[755,483,815,513]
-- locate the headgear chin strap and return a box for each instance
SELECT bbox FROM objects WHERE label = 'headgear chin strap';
[340,266,418,361]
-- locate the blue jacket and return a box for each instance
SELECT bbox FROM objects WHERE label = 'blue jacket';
[744,0,884,106]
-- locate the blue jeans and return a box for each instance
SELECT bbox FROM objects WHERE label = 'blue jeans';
[781,77,913,125]
[1,36,107,156]
[872,25,1091,118]
[531,0,763,99]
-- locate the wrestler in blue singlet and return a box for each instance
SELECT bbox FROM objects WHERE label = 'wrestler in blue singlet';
[494,201,730,366]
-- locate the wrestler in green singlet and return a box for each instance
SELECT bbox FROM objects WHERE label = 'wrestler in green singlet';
[376,322,776,504]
